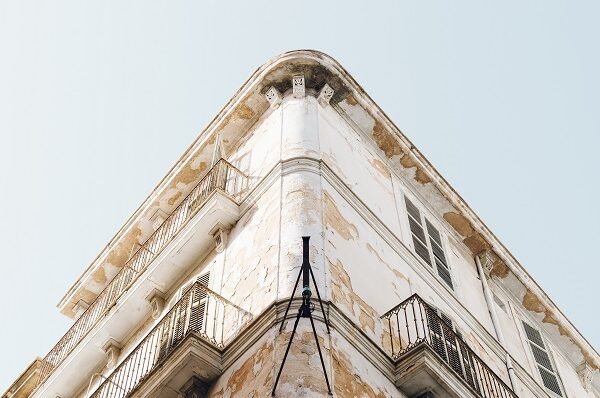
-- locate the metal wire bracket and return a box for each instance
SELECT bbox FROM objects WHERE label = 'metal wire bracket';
[272,236,332,396]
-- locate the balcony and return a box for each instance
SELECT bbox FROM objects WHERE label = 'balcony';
[381,294,517,398]
[88,282,252,398]
[35,159,248,396]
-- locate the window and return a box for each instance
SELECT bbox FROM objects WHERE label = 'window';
[522,321,564,397]
[180,271,211,298]
[405,196,453,289]
[426,306,478,390]
[158,271,211,359]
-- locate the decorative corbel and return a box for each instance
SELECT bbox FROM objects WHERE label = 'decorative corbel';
[265,86,282,107]
[210,225,229,253]
[317,83,335,107]
[292,75,305,98]
[150,208,169,231]
[576,361,595,392]
[102,339,122,369]
[478,249,499,278]
[146,289,166,320]
[73,299,90,318]
[180,376,210,398]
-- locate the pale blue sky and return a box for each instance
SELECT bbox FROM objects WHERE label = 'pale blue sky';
[1,0,598,390]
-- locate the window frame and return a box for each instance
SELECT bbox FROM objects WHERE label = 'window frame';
[402,194,455,291]
[519,319,566,398]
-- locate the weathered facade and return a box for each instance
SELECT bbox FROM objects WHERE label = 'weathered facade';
[4,50,599,398]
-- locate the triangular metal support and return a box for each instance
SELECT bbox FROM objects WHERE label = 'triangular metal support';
[272,236,332,396]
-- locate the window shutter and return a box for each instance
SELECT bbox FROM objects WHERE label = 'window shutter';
[181,271,210,298]
[405,196,453,290]
[425,219,453,289]
[405,198,432,266]
[522,321,563,396]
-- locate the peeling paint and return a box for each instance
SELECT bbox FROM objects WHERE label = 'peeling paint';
[210,341,274,397]
[372,121,403,158]
[399,154,432,185]
[329,258,378,335]
[104,227,143,267]
[489,258,510,279]
[463,232,490,255]
[167,191,183,206]
[443,212,475,238]
[369,159,391,178]
[324,192,358,240]
[234,103,255,120]
[92,267,106,284]
[332,346,387,398]
[366,243,408,281]
[345,94,358,106]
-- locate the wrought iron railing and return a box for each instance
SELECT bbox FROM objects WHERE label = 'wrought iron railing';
[381,294,518,398]
[38,159,248,387]
[89,282,252,398]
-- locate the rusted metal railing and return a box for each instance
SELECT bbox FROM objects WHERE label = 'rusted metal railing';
[89,282,252,398]
[381,294,518,398]
[38,159,247,387]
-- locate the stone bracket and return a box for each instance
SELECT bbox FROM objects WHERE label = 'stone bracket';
[150,208,169,231]
[576,361,595,392]
[102,338,122,369]
[73,299,90,318]
[317,83,334,107]
[292,75,305,98]
[146,289,166,320]
[478,249,499,278]
[180,376,210,398]
[210,224,229,253]
[265,86,282,107]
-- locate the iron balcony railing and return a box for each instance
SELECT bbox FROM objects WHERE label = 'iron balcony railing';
[38,159,248,387]
[89,282,252,398]
[381,294,518,398]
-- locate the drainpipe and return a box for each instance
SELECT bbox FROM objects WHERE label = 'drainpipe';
[475,255,519,392]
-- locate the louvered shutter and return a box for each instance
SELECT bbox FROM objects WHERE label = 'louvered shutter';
[522,321,564,396]
[425,219,453,289]
[405,197,432,266]
[189,272,210,333]
[159,272,211,358]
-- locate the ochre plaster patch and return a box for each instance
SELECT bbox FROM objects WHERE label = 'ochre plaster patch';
[277,330,331,395]
[92,266,106,284]
[369,159,391,178]
[233,103,255,120]
[332,346,387,398]
[167,191,183,206]
[105,227,143,265]
[345,94,358,106]
[329,258,378,335]
[463,233,490,255]
[443,212,475,238]
[372,121,403,158]
[210,341,274,397]
[65,288,98,318]
[489,258,510,279]
[285,180,320,226]
[324,192,358,240]
[400,154,432,185]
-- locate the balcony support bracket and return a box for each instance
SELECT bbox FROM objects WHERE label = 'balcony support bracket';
[180,376,210,398]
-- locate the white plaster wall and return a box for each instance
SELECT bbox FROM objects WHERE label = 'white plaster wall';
[319,101,402,238]
[220,182,280,317]
[229,102,282,181]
